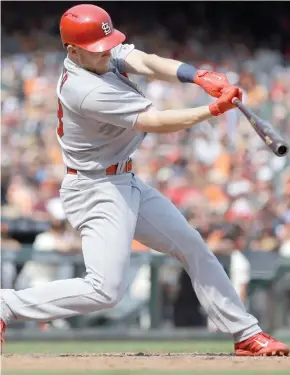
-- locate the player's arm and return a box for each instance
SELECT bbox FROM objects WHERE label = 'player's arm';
[136,105,212,133]
[135,86,240,133]
[124,49,232,98]
[124,50,184,83]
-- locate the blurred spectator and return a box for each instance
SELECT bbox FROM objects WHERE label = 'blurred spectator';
[277,213,290,258]
[1,223,22,289]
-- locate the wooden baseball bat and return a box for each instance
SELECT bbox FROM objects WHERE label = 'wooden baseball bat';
[232,98,289,157]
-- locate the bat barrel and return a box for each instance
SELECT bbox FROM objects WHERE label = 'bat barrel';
[232,98,289,157]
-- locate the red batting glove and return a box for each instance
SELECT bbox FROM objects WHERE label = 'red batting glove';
[209,86,242,116]
[194,70,231,98]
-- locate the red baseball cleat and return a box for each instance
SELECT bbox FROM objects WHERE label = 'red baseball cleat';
[235,332,289,356]
[0,319,6,354]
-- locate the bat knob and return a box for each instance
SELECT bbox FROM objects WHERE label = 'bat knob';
[232,97,240,106]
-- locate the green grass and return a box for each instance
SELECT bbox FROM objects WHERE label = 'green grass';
[3,340,235,355]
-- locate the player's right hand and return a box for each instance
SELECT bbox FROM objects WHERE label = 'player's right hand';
[209,86,242,116]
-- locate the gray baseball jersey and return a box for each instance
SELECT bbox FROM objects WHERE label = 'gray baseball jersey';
[56,43,152,171]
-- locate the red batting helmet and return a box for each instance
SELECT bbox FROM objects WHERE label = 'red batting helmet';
[60,4,126,52]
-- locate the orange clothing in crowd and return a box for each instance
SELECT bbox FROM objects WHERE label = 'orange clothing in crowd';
[132,240,148,252]
[213,152,231,178]
[204,184,228,209]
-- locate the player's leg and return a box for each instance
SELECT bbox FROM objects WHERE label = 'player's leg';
[134,177,289,355]
[1,174,140,323]
[134,176,261,340]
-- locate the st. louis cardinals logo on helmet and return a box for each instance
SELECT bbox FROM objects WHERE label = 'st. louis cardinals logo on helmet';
[101,22,111,36]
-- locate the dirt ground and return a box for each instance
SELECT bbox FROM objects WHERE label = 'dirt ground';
[2,353,290,372]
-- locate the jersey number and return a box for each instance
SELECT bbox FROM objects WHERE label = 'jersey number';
[57,99,64,137]
[57,68,68,138]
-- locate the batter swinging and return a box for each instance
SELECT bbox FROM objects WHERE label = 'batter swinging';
[1,4,289,356]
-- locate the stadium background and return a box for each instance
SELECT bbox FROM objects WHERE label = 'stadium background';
[1,1,290,372]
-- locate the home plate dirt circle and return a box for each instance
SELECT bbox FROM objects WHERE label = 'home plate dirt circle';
[2,353,290,372]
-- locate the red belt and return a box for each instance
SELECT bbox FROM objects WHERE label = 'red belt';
[67,159,133,176]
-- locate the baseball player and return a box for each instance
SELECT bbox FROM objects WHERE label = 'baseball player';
[1,4,289,356]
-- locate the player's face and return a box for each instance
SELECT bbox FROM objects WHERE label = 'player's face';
[68,45,112,75]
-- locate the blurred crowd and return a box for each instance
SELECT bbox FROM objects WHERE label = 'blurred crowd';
[1,2,290,324]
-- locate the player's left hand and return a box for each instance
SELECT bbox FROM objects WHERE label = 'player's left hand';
[194,70,232,98]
